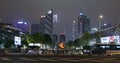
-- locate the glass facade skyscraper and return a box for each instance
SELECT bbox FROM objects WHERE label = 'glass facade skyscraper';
[40,9,53,35]
[16,21,28,33]
[78,12,90,36]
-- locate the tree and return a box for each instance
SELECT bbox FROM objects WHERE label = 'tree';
[74,38,80,47]
[43,34,52,47]
[80,32,92,46]
[31,33,43,44]
[66,40,74,49]
[4,38,14,48]
[21,33,32,46]
[83,45,92,50]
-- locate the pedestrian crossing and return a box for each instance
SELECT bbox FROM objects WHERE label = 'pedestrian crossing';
[0,57,119,62]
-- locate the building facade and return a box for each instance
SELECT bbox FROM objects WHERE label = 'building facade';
[59,34,66,42]
[40,9,53,35]
[31,24,41,34]
[0,23,21,48]
[16,21,28,33]
[78,12,90,36]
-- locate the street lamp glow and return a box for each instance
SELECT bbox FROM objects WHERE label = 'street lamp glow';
[99,15,103,43]
[100,15,103,18]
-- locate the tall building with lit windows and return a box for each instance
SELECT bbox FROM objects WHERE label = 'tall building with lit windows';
[16,21,28,33]
[78,12,90,36]
[40,9,53,35]
[60,34,66,42]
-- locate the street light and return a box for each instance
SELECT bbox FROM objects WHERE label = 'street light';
[100,15,103,19]
[99,15,103,43]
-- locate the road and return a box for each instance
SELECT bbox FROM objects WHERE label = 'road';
[0,55,120,63]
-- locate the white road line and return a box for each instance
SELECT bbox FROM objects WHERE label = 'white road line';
[20,57,37,61]
[83,58,117,62]
[80,58,96,60]
[59,58,79,61]
[1,57,11,60]
[39,58,57,61]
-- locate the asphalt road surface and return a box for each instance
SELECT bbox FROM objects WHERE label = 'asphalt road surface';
[0,55,120,63]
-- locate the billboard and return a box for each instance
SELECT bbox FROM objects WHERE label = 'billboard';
[14,36,21,45]
[101,35,120,44]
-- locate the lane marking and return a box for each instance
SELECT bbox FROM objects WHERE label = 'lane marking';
[39,58,57,61]
[20,57,37,61]
[1,57,11,60]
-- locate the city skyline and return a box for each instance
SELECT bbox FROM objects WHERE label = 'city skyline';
[0,0,120,41]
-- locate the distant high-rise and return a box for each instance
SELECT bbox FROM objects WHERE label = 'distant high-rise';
[78,12,90,36]
[91,28,98,33]
[72,20,77,40]
[52,34,58,48]
[59,34,66,42]
[53,14,58,34]
[31,24,41,34]
[16,21,28,33]
[101,23,111,30]
[40,9,53,35]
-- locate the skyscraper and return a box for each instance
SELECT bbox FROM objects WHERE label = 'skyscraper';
[78,12,90,36]
[16,21,28,33]
[59,34,66,42]
[40,9,53,35]
[53,14,58,34]
[31,24,41,34]
[72,20,77,40]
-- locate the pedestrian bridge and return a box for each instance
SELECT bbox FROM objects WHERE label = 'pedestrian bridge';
[92,24,120,37]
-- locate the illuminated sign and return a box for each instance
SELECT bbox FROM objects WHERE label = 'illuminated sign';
[14,36,21,45]
[101,36,120,44]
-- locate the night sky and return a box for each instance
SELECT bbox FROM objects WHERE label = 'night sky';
[0,0,120,41]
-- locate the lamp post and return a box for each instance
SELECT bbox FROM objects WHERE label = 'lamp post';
[99,15,103,43]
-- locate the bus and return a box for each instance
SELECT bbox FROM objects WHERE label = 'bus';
[91,44,120,55]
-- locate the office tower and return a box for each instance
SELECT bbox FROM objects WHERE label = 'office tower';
[31,24,41,34]
[16,21,28,33]
[59,34,66,42]
[78,12,90,36]
[101,23,111,30]
[53,14,58,34]
[40,9,53,35]
[72,20,77,40]
[52,34,58,48]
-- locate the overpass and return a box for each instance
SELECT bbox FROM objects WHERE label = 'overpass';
[91,24,120,37]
